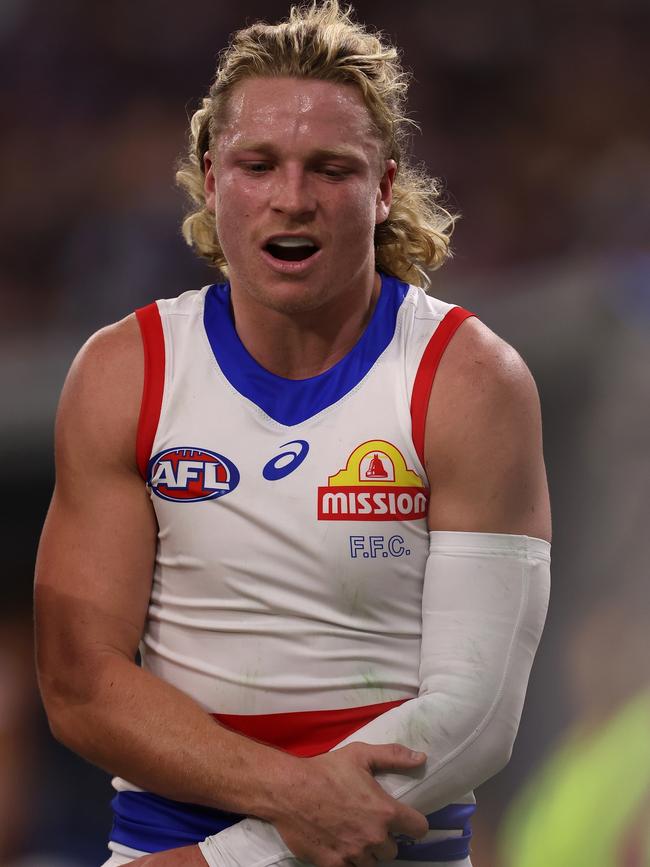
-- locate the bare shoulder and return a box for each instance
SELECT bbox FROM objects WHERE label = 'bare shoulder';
[426,316,551,539]
[56,313,144,473]
[64,312,143,398]
[435,316,538,412]
[428,316,541,454]
[37,311,155,661]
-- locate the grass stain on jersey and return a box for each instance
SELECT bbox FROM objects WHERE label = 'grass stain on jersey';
[339,574,367,617]
[360,668,387,704]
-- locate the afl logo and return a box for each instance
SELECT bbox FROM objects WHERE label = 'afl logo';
[147,447,240,503]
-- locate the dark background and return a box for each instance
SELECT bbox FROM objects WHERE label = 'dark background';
[1,1,648,864]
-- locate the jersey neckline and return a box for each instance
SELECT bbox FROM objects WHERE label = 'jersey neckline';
[203,273,409,426]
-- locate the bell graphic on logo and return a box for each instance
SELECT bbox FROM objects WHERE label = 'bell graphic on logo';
[364,453,389,480]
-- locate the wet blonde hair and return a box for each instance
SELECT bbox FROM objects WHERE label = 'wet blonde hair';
[176,0,455,287]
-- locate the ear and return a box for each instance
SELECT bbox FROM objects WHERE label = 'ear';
[204,152,216,212]
[375,159,397,225]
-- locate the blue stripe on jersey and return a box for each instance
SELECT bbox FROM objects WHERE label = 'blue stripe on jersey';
[110,791,474,861]
[203,273,410,426]
[110,791,245,853]
[397,803,475,861]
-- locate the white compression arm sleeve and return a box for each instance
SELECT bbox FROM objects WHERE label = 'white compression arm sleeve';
[199,532,550,867]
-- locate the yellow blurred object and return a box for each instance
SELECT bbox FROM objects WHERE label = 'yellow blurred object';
[499,689,650,867]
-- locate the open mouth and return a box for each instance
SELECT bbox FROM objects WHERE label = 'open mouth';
[264,236,319,262]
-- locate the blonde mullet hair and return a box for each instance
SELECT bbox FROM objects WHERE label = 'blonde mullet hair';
[176,1,456,287]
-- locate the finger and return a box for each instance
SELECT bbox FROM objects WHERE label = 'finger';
[364,743,427,773]
[388,802,430,841]
[371,836,399,861]
[348,856,378,867]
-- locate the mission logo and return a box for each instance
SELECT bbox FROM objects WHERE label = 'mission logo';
[318,440,428,521]
[147,447,240,503]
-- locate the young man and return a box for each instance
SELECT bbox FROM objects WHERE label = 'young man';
[35,3,551,866]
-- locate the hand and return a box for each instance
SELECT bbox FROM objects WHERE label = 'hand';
[269,742,429,867]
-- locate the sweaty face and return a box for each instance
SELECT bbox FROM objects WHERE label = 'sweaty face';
[204,76,394,315]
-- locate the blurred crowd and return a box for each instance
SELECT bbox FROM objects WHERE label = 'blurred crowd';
[1,0,648,864]
[2,0,649,335]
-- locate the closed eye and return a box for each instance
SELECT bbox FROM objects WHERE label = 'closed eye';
[318,166,351,180]
[242,161,272,174]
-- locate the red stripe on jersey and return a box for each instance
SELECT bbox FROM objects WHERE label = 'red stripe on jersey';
[135,303,165,480]
[410,306,475,467]
[212,698,410,757]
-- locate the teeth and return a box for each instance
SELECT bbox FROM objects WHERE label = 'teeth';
[270,237,316,247]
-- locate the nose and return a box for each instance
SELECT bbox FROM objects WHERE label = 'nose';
[270,165,316,220]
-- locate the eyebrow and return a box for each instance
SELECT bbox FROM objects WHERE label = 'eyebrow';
[232,142,366,163]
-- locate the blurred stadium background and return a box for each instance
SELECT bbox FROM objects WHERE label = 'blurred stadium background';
[1,0,648,864]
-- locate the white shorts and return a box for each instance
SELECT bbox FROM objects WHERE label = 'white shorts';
[100,852,472,867]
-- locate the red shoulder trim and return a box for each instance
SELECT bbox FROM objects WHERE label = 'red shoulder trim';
[135,303,165,480]
[410,306,475,467]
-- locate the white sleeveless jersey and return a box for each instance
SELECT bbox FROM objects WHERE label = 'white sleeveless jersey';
[109,274,476,859]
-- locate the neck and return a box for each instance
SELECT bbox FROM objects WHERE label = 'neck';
[228,270,382,379]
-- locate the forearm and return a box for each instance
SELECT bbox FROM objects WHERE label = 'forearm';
[199,532,550,866]
[337,533,550,810]
[40,650,297,818]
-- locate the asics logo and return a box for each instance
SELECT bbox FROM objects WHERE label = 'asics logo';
[262,440,310,481]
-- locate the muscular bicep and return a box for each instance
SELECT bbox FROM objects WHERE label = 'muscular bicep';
[425,318,551,542]
[35,315,157,707]
[36,466,156,663]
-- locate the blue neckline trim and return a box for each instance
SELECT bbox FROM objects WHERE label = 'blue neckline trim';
[203,273,409,426]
